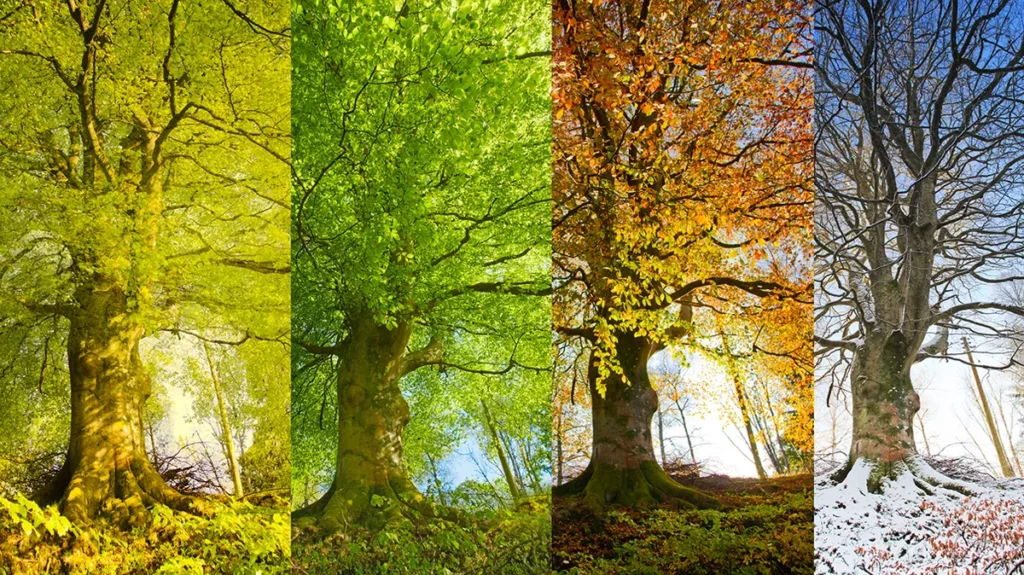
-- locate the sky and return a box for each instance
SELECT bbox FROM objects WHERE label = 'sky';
[652,350,772,478]
[141,335,245,495]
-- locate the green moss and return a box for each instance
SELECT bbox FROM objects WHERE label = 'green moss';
[640,461,718,510]
[553,477,813,575]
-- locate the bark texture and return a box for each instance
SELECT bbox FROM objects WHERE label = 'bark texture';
[836,329,960,494]
[294,317,457,531]
[554,333,718,510]
[849,331,918,474]
[48,280,193,526]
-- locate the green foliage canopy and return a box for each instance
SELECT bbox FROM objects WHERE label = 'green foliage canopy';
[290,0,552,503]
[0,0,290,494]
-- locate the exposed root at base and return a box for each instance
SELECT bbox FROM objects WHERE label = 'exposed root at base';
[292,474,470,535]
[61,456,197,528]
[553,460,720,511]
[835,456,979,498]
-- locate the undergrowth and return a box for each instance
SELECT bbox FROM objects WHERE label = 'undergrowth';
[291,501,551,574]
[552,474,814,575]
[0,494,289,574]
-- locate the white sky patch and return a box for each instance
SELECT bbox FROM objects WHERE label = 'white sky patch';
[655,351,777,478]
[140,334,244,495]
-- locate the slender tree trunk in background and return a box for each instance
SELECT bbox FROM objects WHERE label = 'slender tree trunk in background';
[674,398,697,465]
[425,453,445,504]
[52,280,193,526]
[736,383,767,480]
[203,341,244,497]
[199,439,227,494]
[996,401,1023,476]
[553,332,718,509]
[916,417,931,457]
[483,400,523,502]
[147,420,159,465]
[518,442,542,493]
[760,380,790,473]
[657,405,666,465]
[502,430,526,493]
[555,409,564,485]
[720,331,767,480]
[756,415,783,475]
[964,338,1015,477]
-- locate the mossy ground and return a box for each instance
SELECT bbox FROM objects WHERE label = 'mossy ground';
[0,494,290,574]
[552,473,813,574]
[291,499,550,574]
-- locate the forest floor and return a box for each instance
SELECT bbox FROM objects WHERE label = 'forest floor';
[815,457,1024,575]
[290,501,550,575]
[552,471,814,574]
[0,494,290,574]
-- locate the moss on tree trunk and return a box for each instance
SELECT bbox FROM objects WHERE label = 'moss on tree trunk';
[831,329,976,495]
[554,333,719,510]
[294,317,460,531]
[44,281,194,526]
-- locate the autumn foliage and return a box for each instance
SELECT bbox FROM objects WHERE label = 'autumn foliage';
[552,0,813,483]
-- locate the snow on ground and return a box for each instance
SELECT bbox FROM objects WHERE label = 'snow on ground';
[815,458,1024,574]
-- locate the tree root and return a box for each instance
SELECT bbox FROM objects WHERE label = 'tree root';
[842,456,979,497]
[61,456,196,528]
[552,460,720,511]
[294,474,470,534]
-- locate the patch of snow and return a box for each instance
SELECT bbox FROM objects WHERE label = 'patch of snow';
[815,458,1024,574]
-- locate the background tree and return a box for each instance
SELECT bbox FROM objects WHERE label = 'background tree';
[705,301,814,476]
[0,0,289,526]
[553,337,594,485]
[552,0,812,509]
[650,367,698,466]
[290,0,551,531]
[816,0,1024,491]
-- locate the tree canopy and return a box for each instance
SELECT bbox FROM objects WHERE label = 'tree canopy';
[0,0,290,512]
[289,0,552,513]
[552,0,813,476]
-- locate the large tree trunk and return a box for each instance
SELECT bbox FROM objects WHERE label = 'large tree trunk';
[848,330,918,481]
[553,333,718,510]
[48,280,193,526]
[294,316,455,531]
[839,329,971,495]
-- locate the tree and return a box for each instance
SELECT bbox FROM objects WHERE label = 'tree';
[202,341,244,496]
[552,0,812,509]
[553,337,594,485]
[650,367,698,466]
[704,303,814,477]
[0,0,289,525]
[816,0,1024,491]
[290,0,551,531]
